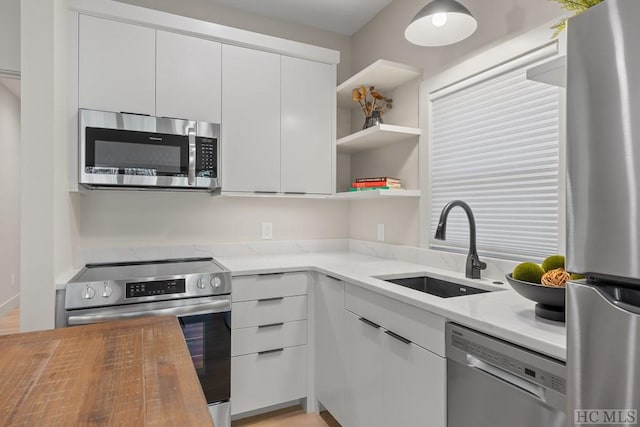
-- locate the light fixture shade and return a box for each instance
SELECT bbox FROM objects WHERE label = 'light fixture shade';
[405,0,478,47]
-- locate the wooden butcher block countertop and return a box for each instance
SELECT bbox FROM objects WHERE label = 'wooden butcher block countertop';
[0,316,213,427]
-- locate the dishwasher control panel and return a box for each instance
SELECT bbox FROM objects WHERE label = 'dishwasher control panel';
[449,326,566,394]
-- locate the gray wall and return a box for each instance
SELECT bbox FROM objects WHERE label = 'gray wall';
[352,0,564,78]
[75,193,349,249]
[348,0,565,245]
[0,79,20,314]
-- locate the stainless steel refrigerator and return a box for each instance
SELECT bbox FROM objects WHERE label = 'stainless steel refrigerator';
[567,0,640,426]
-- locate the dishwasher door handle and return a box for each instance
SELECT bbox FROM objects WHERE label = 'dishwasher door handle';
[466,354,546,402]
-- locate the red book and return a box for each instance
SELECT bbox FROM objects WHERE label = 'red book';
[351,181,402,188]
[355,177,400,183]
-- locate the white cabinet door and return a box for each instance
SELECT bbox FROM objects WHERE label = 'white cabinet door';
[156,31,221,123]
[231,345,307,415]
[315,275,346,424]
[0,0,20,73]
[382,333,446,427]
[344,310,384,427]
[281,57,333,194]
[78,15,155,115]
[221,45,280,192]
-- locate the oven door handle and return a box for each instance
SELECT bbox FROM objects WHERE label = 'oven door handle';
[67,299,231,326]
[188,128,196,186]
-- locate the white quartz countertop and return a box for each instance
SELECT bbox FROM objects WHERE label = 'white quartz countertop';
[216,251,567,361]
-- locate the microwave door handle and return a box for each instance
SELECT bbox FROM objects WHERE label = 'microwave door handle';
[188,128,196,186]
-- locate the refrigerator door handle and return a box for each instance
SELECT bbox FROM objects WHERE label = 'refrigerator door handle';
[466,354,546,402]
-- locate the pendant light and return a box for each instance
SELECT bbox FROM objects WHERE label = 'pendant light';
[405,0,477,47]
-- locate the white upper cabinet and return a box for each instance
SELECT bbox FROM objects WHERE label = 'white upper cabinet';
[0,0,20,74]
[222,45,281,193]
[156,31,222,123]
[78,15,156,115]
[281,57,333,194]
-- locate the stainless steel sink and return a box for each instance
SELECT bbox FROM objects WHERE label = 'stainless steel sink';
[381,275,489,298]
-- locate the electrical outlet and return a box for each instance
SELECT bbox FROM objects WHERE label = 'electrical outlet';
[262,222,273,240]
[377,224,385,242]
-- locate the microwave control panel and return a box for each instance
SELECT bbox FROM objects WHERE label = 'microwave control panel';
[197,138,217,178]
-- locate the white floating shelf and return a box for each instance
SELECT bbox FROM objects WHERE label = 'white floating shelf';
[526,56,566,88]
[337,124,421,154]
[337,59,423,109]
[333,189,421,200]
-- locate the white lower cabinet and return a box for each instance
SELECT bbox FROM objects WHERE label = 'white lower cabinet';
[382,329,446,427]
[342,283,446,427]
[344,311,384,427]
[231,320,307,357]
[231,345,307,415]
[315,275,347,424]
[343,308,446,427]
[230,272,310,417]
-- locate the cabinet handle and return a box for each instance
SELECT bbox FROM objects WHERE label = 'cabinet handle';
[257,297,284,303]
[359,317,380,329]
[258,322,284,329]
[385,330,412,345]
[254,191,278,194]
[284,192,306,195]
[258,348,284,356]
[326,275,341,282]
[257,273,286,278]
[187,128,196,186]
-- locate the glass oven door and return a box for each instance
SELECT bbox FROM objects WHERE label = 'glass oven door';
[179,310,231,404]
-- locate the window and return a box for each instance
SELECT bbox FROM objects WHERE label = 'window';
[428,45,561,261]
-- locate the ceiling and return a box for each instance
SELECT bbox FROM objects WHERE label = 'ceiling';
[205,0,393,35]
[0,77,20,98]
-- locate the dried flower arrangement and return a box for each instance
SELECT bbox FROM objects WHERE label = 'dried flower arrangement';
[549,0,603,36]
[352,86,393,118]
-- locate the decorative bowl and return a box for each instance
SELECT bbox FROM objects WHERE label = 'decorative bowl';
[505,273,565,322]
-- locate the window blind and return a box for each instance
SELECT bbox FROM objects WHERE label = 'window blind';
[429,57,560,261]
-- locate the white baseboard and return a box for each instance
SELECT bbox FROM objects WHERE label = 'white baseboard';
[231,400,304,421]
[0,294,19,316]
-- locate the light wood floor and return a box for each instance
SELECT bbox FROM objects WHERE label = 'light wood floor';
[0,306,19,335]
[233,406,340,427]
[0,310,339,426]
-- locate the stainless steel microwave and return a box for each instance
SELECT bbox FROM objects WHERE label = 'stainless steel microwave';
[79,109,220,192]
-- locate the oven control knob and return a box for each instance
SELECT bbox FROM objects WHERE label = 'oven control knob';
[102,282,112,298]
[83,285,96,300]
[197,277,206,289]
[211,276,222,288]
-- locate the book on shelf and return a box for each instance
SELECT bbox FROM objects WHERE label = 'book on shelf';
[348,186,403,192]
[355,177,400,184]
[351,181,402,188]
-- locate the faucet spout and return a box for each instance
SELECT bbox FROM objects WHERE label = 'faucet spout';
[433,200,487,279]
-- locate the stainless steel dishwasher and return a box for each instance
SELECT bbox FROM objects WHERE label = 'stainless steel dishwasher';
[446,323,566,427]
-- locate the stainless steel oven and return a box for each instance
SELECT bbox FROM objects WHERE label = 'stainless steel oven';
[79,109,220,191]
[61,258,232,427]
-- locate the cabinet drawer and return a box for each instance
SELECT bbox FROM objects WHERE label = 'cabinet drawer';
[232,272,309,302]
[232,295,307,329]
[231,320,307,357]
[345,285,446,356]
[231,345,307,415]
